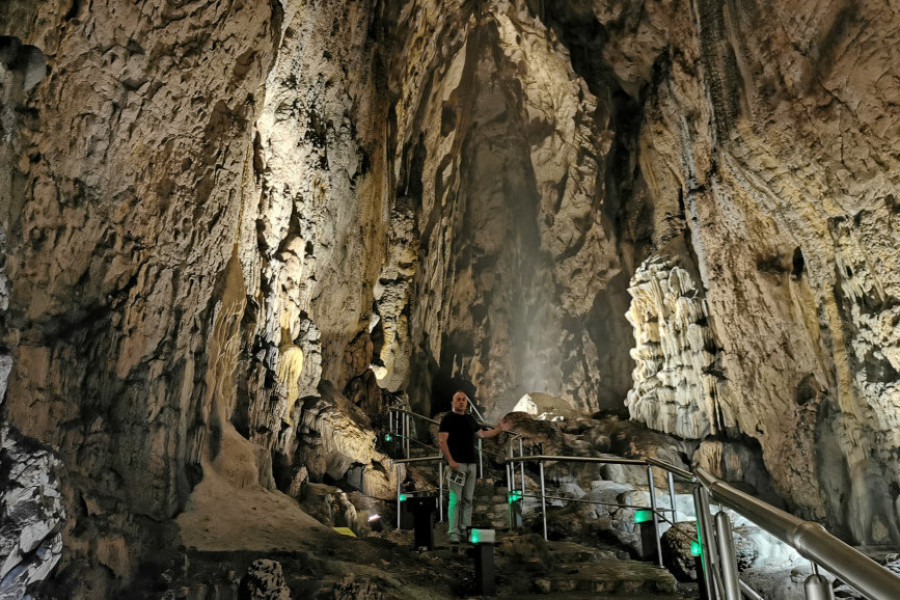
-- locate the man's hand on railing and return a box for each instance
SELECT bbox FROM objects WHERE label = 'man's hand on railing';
[477,415,513,440]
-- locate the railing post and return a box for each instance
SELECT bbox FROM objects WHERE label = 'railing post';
[396,464,402,530]
[647,466,664,568]
[404,413,410,458]
[438,461,444,522]
[478,438,483,479]
[667,471,678,522]
[739,580,766,600]
[389,410,394,437]
[693,485,719,600]
[518,437,525,499]
[506,441,513,490]
[539,461,548,541]
[506,462,513,529]
[715,511,741,600]
[804,573,834,600]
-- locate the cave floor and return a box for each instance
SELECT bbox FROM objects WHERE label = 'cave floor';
[162,457,699,598]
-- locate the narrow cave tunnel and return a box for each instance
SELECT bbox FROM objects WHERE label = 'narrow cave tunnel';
[3,0,900,599]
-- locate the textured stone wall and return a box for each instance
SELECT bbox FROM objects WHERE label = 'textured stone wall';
[615,0,900,541]
[625,254,723,439]
[388,0,634,418]
[0,0,399,594]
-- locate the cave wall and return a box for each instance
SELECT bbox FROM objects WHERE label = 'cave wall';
[0,0,397,595]
[602,0,900,542]
[2,0,900,595]
[1,2,285,594]
[385,0,635,419]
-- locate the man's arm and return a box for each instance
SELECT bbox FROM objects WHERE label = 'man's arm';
[476,416,511,439]
[439,432,459,469]
[476,426,501,439]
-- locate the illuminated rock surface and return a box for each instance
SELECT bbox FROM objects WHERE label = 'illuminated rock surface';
[2,0,900,596]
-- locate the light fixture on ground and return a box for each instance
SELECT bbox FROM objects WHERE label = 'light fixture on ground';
[469,528,496,596]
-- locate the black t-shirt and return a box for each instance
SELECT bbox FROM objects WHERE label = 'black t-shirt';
[439,412,480,464]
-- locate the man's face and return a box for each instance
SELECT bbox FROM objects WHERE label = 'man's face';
[451,393,468,414]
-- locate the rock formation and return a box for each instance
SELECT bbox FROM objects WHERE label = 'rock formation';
[2,0,900,596]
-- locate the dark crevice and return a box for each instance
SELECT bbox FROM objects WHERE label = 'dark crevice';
[792,247,805,279]
[64,0,82,21]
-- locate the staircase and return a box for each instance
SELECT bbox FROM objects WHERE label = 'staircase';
[394,465,694,599]
[387,408,696,598]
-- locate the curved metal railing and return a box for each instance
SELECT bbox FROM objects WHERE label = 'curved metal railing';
[502,452,900,600]
[502,453,687,569]
[694,467,900,600]
[384,409,900,600]
[387,405,504,477]
[389,455,445,529]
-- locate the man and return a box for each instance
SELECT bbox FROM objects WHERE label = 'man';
[438,391,506,544]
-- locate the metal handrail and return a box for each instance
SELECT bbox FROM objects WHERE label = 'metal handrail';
[509,454,650,467]
[389,455,445,529]
[500,452,685,567]
[646,456,693,480]
[388,406,505,477]
[388,406,492,428]
[389,420,900,600]
[695,467,900,600]
[515,490,673,513]
[391,455,444,465]
[502,451,900,600]
[388,407,440,426]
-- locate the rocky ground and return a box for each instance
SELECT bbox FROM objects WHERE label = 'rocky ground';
[120,523,696,599]
[111,412,704,599]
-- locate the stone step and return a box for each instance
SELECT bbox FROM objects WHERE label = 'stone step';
[546,540,620,563]
[528,560,678,595]
[496,594,685,599]
[395,524,691,598]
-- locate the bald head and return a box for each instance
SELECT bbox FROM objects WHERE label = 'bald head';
[451,391,468,414]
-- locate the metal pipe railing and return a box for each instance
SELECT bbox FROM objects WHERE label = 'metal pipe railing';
[388,407,440,425]
[695,467,900,600]
[739,579,766,600]
[390,455,445,526]
[715,512,741,600]
[647,465,664,568]
[667,471,678,522]
[511,454,649,466]
[693,486,718,600]
[518,437,525,499]
[390,427,900,600]
[646,455,693,480]
[387,407,484,469]
[501,453,678,548]
[513,491,674,512]
[539,461,547,540]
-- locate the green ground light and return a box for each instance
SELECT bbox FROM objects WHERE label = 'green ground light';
[399,494,407,502]
[691,540,702,556]
[634,509,654,524]
[508,491,523,503]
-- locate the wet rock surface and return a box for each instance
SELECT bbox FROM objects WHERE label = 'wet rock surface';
[120,529,692,600]
[660,522,699,582]
[0,427,64,600]
[240,559,292,600]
